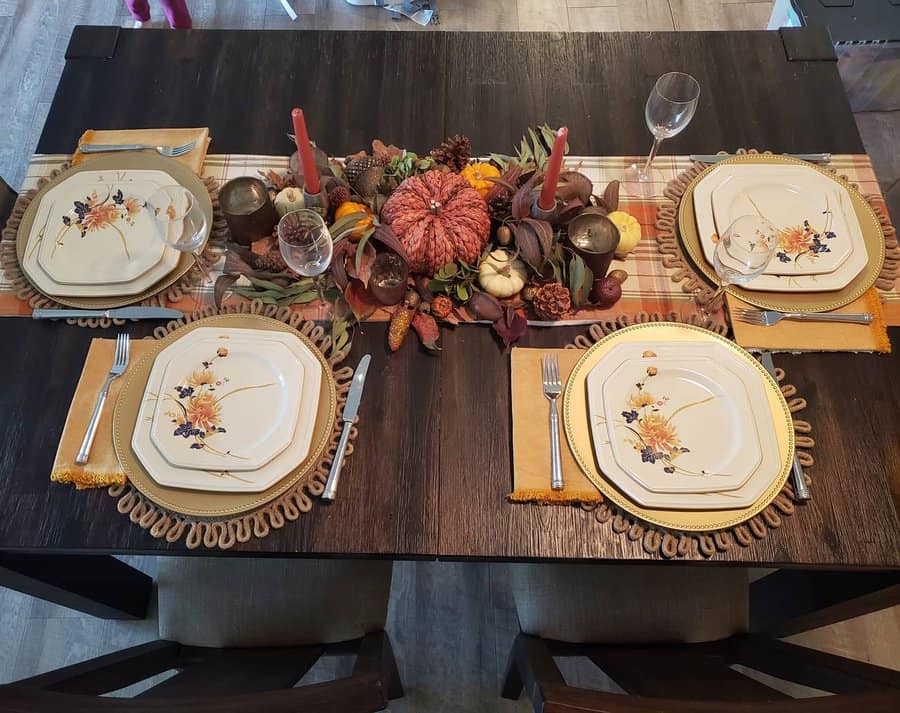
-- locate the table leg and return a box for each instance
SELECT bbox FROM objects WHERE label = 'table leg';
[750,569,900,636]
[0,553,152,620]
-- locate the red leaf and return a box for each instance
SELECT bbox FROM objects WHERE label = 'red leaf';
[512,171,541,221]
[331,240,353,289]
[492,307,527,349]
[344,279,379,321]
[511,223,542,271]
[371,224,410,264]
[412,311,441,351]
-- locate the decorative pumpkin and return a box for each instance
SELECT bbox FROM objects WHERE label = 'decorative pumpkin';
[607,210,642,258]
[274,187,305,217]
[478,249,527,298]
[381,170,490,275]
[461,162,501,198]
[334,200,375,241]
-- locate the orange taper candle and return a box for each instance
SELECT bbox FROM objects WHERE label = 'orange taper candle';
[537,126,568,211]
[291,108,321,195]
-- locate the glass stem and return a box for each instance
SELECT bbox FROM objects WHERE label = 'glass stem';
[709,283,727,304]
[642,136,664,175]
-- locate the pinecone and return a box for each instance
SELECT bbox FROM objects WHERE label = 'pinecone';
[328,186,350,208]
[488,193,512,222]
[532,283,572,320]
[355,165,385,198]
[344,155,386,188]
[254,245,288,273]
[430,134,472,172]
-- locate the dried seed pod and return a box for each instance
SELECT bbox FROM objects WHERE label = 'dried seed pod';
[388,305,414,351]
[603,180,620,212]
[467,292,504,321]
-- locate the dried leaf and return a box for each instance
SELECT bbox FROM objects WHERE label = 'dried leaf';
[520,218,554,262]
[412,312,441,351]
[511,223,542,271]
[214,274,240,309]
[492,307,528,349]
[467,292,504,321]
[603,180,620,212]
[557,171,593,204]
[344,279,378,322]
[554,197,585,227]
[511,171,541,221]
[371,224,410,263]
[354,234,376,287]
[331,240,353,289]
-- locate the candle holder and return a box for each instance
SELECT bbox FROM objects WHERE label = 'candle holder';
[531,199,557,222]
[219,177,279,245]
[302,187,330,219]
[566,213,620,280]
[369,252,409,306]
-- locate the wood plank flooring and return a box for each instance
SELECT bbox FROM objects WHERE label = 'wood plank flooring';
[0,0,898,706]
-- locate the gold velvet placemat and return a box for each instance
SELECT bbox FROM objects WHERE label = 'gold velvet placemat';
[51,338,155,489]
[509,348,602,504]
[72,127,210,176]
[728,288,891,353]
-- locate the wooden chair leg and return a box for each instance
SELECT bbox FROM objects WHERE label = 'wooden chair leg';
[501,633,567,710]
[352,631,404,703]
[500,637,524,700]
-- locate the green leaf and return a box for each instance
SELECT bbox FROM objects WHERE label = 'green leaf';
[427,278,448,293]
[437,263,457,279]
[456,283,470,301]
[246,276,286,291]
[290,291,319,304]
[354,230,374,278]
[568,254,586,307]
[330,211,369,241]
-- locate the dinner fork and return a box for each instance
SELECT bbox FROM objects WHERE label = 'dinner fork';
[79,141,196,158]
[541,354,564,491]
[733,307,873,327]
[75,333,130,465]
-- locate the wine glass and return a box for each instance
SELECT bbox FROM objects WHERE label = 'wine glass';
[710,214,779,301]
[147,185,209,281]
[278,209,333,277]
[629,72,701,183]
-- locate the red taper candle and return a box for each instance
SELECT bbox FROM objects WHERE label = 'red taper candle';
[291,108,321,195]
[537,126,568,211]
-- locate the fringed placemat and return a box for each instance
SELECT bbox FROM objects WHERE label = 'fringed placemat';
[565,321,814,560]
[106,299,354,550]
[0,162,229,328]
[654,149,900,315]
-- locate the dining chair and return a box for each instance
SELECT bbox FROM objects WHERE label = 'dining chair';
[0,176,17,230]
[501,563,900,711]
[0,558,403,712]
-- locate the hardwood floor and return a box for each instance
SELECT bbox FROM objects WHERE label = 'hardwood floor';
[1,0,898,705]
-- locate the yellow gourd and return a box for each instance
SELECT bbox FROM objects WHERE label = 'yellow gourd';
[461,162,501,198]
[334,201,375,241]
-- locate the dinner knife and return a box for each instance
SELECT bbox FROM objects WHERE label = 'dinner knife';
[690,153,831,164]
[759,352,811,501]
[322,354,371,502]
[32,307,183,320]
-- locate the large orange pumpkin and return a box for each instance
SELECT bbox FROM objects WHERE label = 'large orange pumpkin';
[380,170,490,275]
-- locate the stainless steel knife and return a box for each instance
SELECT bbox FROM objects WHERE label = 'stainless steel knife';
[32,307,183,320]
[690,153,831,164]
[322,354,371,501]
[759,352,811,501]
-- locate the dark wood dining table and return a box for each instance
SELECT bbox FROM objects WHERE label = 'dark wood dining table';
[0,26,897,630]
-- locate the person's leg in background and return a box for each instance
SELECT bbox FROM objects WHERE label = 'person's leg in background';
[158,0,193,29]
[123,0,152,25]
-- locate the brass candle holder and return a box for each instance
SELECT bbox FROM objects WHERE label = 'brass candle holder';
[566,213,620,280]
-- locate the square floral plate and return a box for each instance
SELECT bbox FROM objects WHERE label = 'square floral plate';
[22,170,180,296]
[132,327,322,493]
[710,172,855,275]
[148,329,304,472]
[692,164,867,291]
[585,342,781,510]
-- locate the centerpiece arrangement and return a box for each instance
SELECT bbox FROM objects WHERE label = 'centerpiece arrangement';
[219,112,643,354]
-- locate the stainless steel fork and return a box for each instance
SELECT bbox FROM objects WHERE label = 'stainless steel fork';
[541,353,564,491]
[79,141,196,158]
[733,307,873,327]
[75,333,130,465]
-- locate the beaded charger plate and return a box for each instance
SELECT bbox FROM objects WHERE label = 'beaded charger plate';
[678,155,885,312]
[563,322,794,532]
[112,314,337,518]
[15,154,212,309]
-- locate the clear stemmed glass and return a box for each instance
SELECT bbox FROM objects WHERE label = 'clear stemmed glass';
[147,185,209,281]
[710,214,779,302]
[629,72,701,183]
[278,209,333,277]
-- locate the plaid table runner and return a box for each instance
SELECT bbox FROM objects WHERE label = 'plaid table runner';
[4,154,897,327]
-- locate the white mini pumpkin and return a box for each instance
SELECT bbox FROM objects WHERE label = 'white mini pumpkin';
[478,249,527,298]
[274,187,305,217]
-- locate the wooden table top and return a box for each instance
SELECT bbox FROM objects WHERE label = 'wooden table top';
[0,26,897,568]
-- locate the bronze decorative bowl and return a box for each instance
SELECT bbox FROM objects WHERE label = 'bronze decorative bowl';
[566,212,620,279]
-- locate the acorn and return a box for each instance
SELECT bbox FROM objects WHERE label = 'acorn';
[608,269,628,284]
[404,289,421,309]
[496,225,512,246]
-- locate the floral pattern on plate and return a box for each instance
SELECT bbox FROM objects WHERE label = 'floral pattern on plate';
[57,187,145,258]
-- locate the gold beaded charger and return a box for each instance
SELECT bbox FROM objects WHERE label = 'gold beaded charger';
[564,318,814,559]
[107,302,353,550]
[1,155,228,324]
